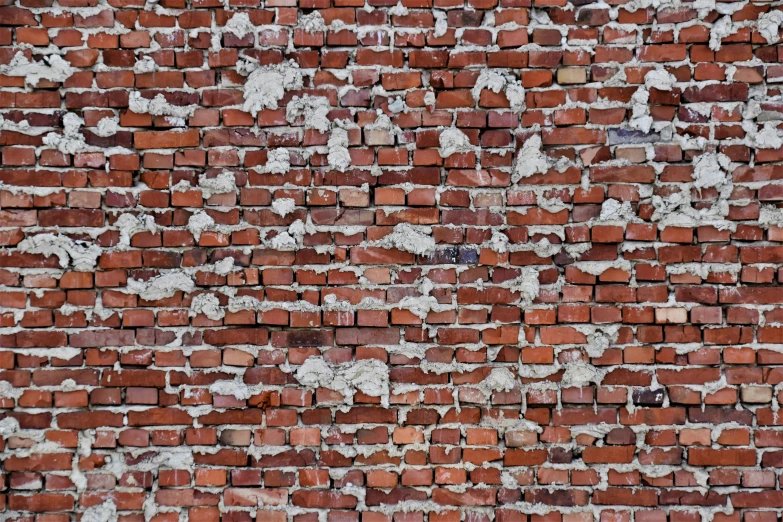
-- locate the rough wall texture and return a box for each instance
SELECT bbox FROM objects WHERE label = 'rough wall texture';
[2,0,783,520]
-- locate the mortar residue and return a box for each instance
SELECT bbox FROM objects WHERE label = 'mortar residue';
[286,95,331,133]
[327,127,352,172]
[0,52,77,87]
[125,272,196,301]
[295,356,391,407]
[377,223,436,255]
[264,148,291,174]
[18,233,102,271]
[438,127,473,158]
[513,134,549,182]
[42,113,89,155]
[241,61,304,117]
[190,293,225,321]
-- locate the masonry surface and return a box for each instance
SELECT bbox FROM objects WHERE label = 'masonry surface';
[0,0,783,520]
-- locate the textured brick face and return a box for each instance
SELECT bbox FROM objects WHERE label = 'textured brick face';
[1,0,783,520]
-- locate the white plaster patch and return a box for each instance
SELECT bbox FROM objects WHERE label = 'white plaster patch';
[0,52,77,87]
[438,127,473,158]
[94,117,119,137]
[387,97,406,114]
[241,61,304,117]
[214,257,235,276]
[513,134,548,182]
[286,95,331,133]
[125,272,196,301]
[692,152,731,190]
[505,81,526,111]
[377,223,436,255]
[81,500,117,522]
[471,69,507,100]
[299,11,326,33]
[128,92,196,126]
[629,87,653,134]
[133,56,158,73]
[271,198,296,217]
[18,233,101,271]
[295,356,391,407]
[489,230,509,253]
[115,213,157,248]
[600,199,635,221]
[752,122,783,149]
[42,113,89,155]
[190,293,225,321]
[502,267,540,307]
[264,148,291,174]
[759,10,783,44]
[387,2,408,15]
[327,127,352,172]
[644,69,677,91]
[198,171,237,199]
[562,361,606,386]
[0,417,20,439]
[209,379,260,400]
[482,367,517,393]
[709,15,738,51]
[223,12,255,39]
[187,211,215,241]
[433,10,448,37]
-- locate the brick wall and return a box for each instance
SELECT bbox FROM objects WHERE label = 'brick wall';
[1,0,782,520]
